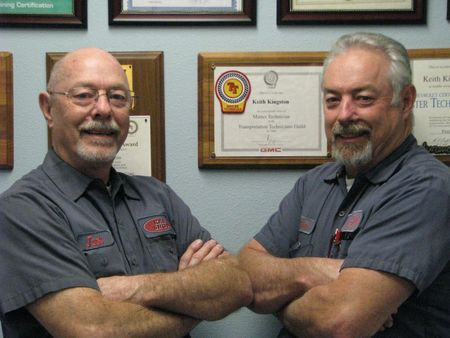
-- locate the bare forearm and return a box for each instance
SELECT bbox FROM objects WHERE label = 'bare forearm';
[101,254,253,320]
[280,269,415,338]
[239,243,342,314]
[27,287,199,338]
[102,303,199,338]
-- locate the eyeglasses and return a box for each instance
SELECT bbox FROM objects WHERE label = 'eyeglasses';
[48,87,136,109]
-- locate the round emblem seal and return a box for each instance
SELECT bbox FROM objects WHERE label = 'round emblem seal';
[215,70,251,113]
[264,70,278,88]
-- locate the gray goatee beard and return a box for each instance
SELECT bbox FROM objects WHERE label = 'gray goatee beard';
[77,120,121,164]
[331,122,373,170]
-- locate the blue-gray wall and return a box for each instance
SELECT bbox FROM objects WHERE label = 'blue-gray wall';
[1,1,449,337]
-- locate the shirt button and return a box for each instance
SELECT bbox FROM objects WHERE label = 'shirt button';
[131,257,137,266]
[338,211,346,217]
[101,257,108,266]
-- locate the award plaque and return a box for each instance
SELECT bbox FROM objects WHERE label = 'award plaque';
[0,52,13,169]
[198,51,331,168]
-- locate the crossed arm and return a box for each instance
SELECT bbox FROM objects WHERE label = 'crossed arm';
[239,239,415,338]
[27,239,253,338]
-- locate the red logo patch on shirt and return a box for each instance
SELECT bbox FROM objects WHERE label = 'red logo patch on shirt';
[141,216,175,238]
[342,210,363,232]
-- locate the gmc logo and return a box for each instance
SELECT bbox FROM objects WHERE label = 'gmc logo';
[260,147,282,152]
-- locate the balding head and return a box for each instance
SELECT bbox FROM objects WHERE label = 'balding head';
[47,48,128,92]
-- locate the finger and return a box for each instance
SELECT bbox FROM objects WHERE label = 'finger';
[202,244,225,261]
[178,239,203,270]
[187,239,218,267]
[384,317,394,328]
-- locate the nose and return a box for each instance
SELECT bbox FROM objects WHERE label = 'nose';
[92,93,112,119]
[337,96,357,123]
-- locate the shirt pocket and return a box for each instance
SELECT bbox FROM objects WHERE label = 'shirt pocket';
[289,216,316,257]
[336,227,360,259]
[138,215,179,272]
[143,233,179,272]
[336,210,363,258]
[77,230,127,277]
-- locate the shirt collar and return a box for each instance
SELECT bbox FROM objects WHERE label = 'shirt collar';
[42,150,94,201]
[42,149,138,201]
[323,135,417,185]
[364,134,417,184]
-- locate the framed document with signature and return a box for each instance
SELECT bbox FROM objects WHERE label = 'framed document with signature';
[109,0,256,25]
[198,52,331,168]
[0,52,13,169]
[409,48,450,164]
[0,0,86,28]
[277,0,425,25]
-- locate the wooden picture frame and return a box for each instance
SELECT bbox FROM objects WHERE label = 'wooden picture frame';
[198,51,331,169]
[0,0,87,28]
[109,0,256,25]
[46,51,166,181]
[277,0,426,25]
[0,52,13,169]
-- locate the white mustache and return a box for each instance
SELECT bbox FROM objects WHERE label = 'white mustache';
[79,120,120,134]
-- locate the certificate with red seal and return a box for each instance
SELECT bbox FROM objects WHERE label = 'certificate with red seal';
[213,66,327,158]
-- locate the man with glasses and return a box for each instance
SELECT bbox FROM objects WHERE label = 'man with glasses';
[0,48,252,337]
[239,32,450,337]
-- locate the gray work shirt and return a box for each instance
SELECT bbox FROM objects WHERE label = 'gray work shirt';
[255,135,450,337]
[0,150,211,337]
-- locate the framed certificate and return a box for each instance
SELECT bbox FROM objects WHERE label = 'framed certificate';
[198,52,331,168]
[0,52,13,169]
[0,0,87,28]
[277,0,425,25]
[109,0,256,25]
[409,48,450,165]
[46,51,167,181]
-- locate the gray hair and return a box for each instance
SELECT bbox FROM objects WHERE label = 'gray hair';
[323,32,412,106]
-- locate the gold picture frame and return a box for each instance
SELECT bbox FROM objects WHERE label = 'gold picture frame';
[46,51,166,181]
[408,48,450,165]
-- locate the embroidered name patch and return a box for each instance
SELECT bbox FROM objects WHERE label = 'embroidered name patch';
[77,231,114,251]
[139,216,175,238]
[298,216,316,234]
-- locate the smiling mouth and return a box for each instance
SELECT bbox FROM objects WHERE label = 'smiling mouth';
[335,132,369,145]
[82,129,116,137]
[83,130,115,136]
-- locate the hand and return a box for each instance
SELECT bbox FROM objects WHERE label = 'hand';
[97,275,139,303]
[178,239,224,270]
[378,310,397,332]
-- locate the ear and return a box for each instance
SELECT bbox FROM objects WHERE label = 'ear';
[400,84,416,121]
[39,92,54,128]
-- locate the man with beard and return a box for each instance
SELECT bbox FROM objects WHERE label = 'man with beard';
[239,32,449,337]
[0,48,252,337]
